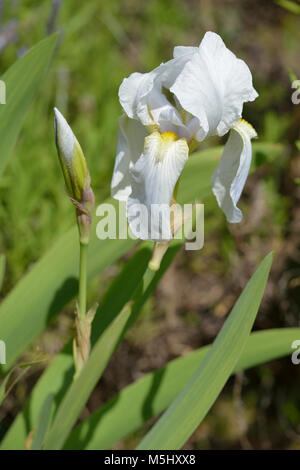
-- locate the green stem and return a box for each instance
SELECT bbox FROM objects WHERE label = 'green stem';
[78,242,88,320]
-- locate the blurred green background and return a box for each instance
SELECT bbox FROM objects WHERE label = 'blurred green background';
[0,0,300,449]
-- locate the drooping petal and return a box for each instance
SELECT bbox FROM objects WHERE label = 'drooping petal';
[127,132,189,241]
[171,32,258,141]
[111,115,147,201]
[211,119,257,223]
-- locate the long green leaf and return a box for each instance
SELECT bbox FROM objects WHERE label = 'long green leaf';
[137,253,273,450]
[65,327,299,450]
[43,301,136,450]
[0,242,180,449]
[31,394,54,450]
[0,142,282,376]
[43,240,186,450]
[0,34,58,176]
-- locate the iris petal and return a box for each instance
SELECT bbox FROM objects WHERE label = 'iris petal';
[111,115,147,201]
[127,132,189,241]
[211,119,257,223]
[171,32,258,140]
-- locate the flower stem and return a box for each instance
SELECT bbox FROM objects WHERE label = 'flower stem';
[78,241,88,320]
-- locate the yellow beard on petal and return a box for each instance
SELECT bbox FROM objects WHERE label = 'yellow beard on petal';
[237,118,257,139]
[161,131,178,142]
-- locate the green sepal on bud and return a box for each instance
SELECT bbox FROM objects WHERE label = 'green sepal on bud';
[54,107,94,244]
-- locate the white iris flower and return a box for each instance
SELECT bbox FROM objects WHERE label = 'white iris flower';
[111,32,258,241]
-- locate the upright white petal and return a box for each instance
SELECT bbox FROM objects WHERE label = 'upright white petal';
[118,72,151,123]
[171,32,258,141]
[173,46,198,58]
[119,68,167,126]
[127,132,189,241]
[111,115,147,201]
[118,54,199,137]
[211,119,257,223]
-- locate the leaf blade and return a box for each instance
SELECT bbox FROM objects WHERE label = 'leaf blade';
[0,34,58,176]
[31,394,54,450]
[137,253,273,450]
[65,327,299,450]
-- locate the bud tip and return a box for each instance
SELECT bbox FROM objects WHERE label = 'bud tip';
[54,107,75,163]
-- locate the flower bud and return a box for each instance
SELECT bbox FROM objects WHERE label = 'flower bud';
[54,107,88,202]
[54,107,94,244]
